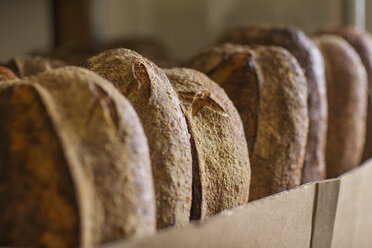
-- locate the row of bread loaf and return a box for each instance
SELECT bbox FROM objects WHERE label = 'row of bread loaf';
[0,25,371,247]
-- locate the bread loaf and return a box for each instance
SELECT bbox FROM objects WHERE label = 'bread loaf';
[313,35,367,178]
[317,26,372,162]
[164,68,250,219]
[0,67,155,247]
[0,66,18,81]
[83,49,192,228]
[217,25,327,183]
[4,55,66,78]
[190,43,308,200]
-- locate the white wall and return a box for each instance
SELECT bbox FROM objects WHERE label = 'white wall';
[0,0,367,61]
[0,0,52,62]
[94,0,343,59]
[366,0,372,31]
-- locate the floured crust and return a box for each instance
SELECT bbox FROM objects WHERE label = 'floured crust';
[318,27,372,162]
[190,43,308,200]
[4,55,66,78]
[0,67,155,247]
[313,35,367,178]
[217,25,327,183]
[165,67,250,219]
[83,49,193,229]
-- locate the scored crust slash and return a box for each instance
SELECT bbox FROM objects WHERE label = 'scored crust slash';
[126,62,152,98]
[205,53,255,83]
[178,90,225,116]
[86,82,120,130]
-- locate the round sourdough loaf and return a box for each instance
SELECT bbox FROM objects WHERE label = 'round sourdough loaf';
[217,25,327,183]
[4,55,66,78]
[83,49,192,229]
[313,35,367,178]
[190,43,308,200]
[318,27,372,162]
[0,66,18,81]
[0,67,155,247]
[164,68,251,219]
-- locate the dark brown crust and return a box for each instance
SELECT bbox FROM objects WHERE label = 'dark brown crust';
[165,68,251,219]
[0,67,155,247]
[201,51,259,155]
[313,35,367,178]
[189,44,308,200]
[0,85,79,248]
[188,129,202,220]
[217,25,327,183]
[5,55,66,78]
[317,26,372,162]
[83,49,193,229]
[0,66,18,81]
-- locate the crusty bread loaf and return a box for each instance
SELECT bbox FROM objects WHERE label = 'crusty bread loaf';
[164,68,251,219]
[190,43,308,200]
[0,66,18,81]
[313,35,367,178]
[217,25,327,183]
[317,26,372,162]
[0,67,155,247]
[4,55,66,78]
[83,49,192,228]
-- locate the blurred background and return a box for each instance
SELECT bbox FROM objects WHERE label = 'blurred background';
[0,0,370,62]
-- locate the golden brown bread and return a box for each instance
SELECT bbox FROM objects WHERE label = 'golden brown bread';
[217,25,327,183]
[4,55,66,78]
[313,35,367,178]
[0,66,18,81]
[164,67,251,219]
[317,26,372,162]
[0,67,155,247]
[83,49,192,228]
[189,43,308,200]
